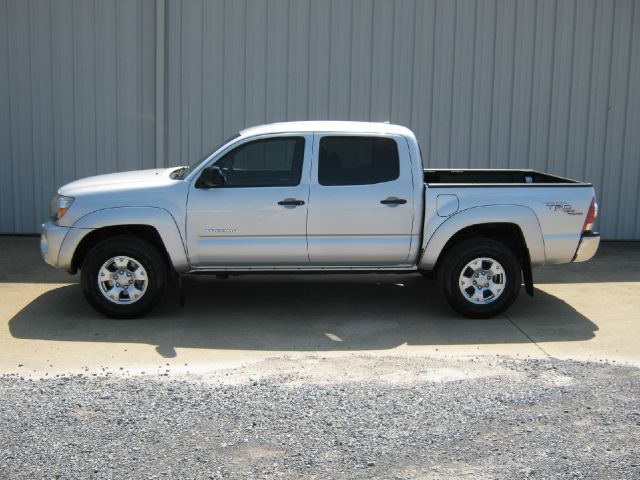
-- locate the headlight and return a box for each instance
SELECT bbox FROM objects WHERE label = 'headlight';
[50,194,74,222]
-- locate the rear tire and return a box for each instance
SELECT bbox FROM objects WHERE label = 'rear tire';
[80,235,168,319]
[438,238,521,319]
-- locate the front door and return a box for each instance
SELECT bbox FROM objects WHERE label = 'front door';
[307,134,415,266]
[186,134,312,267]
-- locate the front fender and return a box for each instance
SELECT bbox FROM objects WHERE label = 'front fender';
[419,204,546,270]
[58,207,190,272]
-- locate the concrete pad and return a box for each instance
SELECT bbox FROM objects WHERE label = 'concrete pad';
[0,237,637,377]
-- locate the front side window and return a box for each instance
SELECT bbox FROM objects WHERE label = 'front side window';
[318,136,400,186]
[214,136,305,187]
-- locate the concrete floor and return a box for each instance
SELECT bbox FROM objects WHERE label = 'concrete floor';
[0,236,638,377]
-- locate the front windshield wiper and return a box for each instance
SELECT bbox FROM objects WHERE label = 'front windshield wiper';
[170,165,190,180]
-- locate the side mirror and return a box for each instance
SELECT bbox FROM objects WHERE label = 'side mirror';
[196,166,225,188]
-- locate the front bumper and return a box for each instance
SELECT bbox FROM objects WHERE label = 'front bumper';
[572,232,600,262]
[40,221,71,268]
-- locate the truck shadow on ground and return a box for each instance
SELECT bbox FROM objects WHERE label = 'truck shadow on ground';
[8,274,598,357]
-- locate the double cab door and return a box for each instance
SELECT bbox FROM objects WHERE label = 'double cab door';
[186,132,415,268]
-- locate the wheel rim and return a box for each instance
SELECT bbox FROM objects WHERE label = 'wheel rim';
[458,257,506,305]
[97,256,148,305]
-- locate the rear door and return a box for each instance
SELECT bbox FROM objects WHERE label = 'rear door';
[307,134,415,266]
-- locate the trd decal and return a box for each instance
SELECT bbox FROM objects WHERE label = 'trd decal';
[543,202,583,216]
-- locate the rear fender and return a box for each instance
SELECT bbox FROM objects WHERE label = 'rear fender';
[419,205,546,270]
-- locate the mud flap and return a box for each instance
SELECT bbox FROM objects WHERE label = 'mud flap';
[173,271,186,307]
[521,250,534,297]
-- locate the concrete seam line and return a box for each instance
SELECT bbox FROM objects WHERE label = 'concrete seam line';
[503,313,551,358]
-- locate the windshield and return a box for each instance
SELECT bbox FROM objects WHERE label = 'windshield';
[170,133,241,180]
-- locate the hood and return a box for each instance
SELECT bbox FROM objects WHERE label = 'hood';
[59,168,178,196]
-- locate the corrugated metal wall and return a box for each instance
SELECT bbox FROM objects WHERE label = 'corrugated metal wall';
[0,0,157,233]
[1,0,639,239]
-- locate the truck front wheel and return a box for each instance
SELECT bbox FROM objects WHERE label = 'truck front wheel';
[438,239,521,319]
[80,235,168,319]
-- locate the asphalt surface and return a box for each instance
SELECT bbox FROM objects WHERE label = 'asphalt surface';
[1,237,639,478]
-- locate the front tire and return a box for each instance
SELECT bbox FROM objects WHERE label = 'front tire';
[438,238,521,319]
[80,235,168,319]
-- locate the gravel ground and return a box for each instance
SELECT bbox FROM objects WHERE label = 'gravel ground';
[1,356,639,479]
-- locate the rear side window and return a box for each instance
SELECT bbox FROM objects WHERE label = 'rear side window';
[318,136,400,186]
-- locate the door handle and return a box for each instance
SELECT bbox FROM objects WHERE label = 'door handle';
[278,198,305,206]
[380,197,407,205]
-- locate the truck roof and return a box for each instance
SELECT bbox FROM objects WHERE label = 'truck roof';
[239,121,415,138]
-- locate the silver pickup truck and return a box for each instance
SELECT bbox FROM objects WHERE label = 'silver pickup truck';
[41,121,599,319]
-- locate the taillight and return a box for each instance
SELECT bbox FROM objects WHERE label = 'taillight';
[582,197,597,232]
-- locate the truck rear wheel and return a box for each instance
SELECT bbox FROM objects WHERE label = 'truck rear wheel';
[80,235,168,319]
[438,238,521,319]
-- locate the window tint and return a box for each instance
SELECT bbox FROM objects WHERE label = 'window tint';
[318,136,400,186]
[215,137,305,187]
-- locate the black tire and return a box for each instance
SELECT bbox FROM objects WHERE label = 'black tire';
[80,235,168,319]
[438,238,521,319]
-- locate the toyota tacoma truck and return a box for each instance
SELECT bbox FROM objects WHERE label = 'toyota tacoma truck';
[40,121,600,319]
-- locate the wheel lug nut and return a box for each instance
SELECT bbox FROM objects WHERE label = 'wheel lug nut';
[114,276,118,280]
[116,283,120,287]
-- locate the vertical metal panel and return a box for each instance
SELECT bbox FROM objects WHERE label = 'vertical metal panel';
[6,0,34,232]
[409,0,436,158]
[390,0,416,127]
[1,0,639,239]
[583,0,614,216]
[95,0,118,176]
[623,1,640,238]
[349,0,374,120]
[0,1,13,232]
[369,0,394,121]
[327,0,351,119]
[527,0,557,173]
[200,0,225,153]
[287,0,310,120]
[565,0,596,180]
[223,0,246,133]
[265,0,287,124]
[489,0,516,168]
[509,0,536,169]
[429,0,456,167]
[307,0,331,119]
[449,0,476,168]
[468,0,496,168]
[601,0,635,237]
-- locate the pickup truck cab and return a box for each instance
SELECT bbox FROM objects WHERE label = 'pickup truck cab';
[41,121,600,319]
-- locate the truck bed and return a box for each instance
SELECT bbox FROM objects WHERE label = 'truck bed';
[424,169,589,186]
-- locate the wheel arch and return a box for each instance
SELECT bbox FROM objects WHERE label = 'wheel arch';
[59,207,190,273]
[419,204,545,275]
[71,224,171,273]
